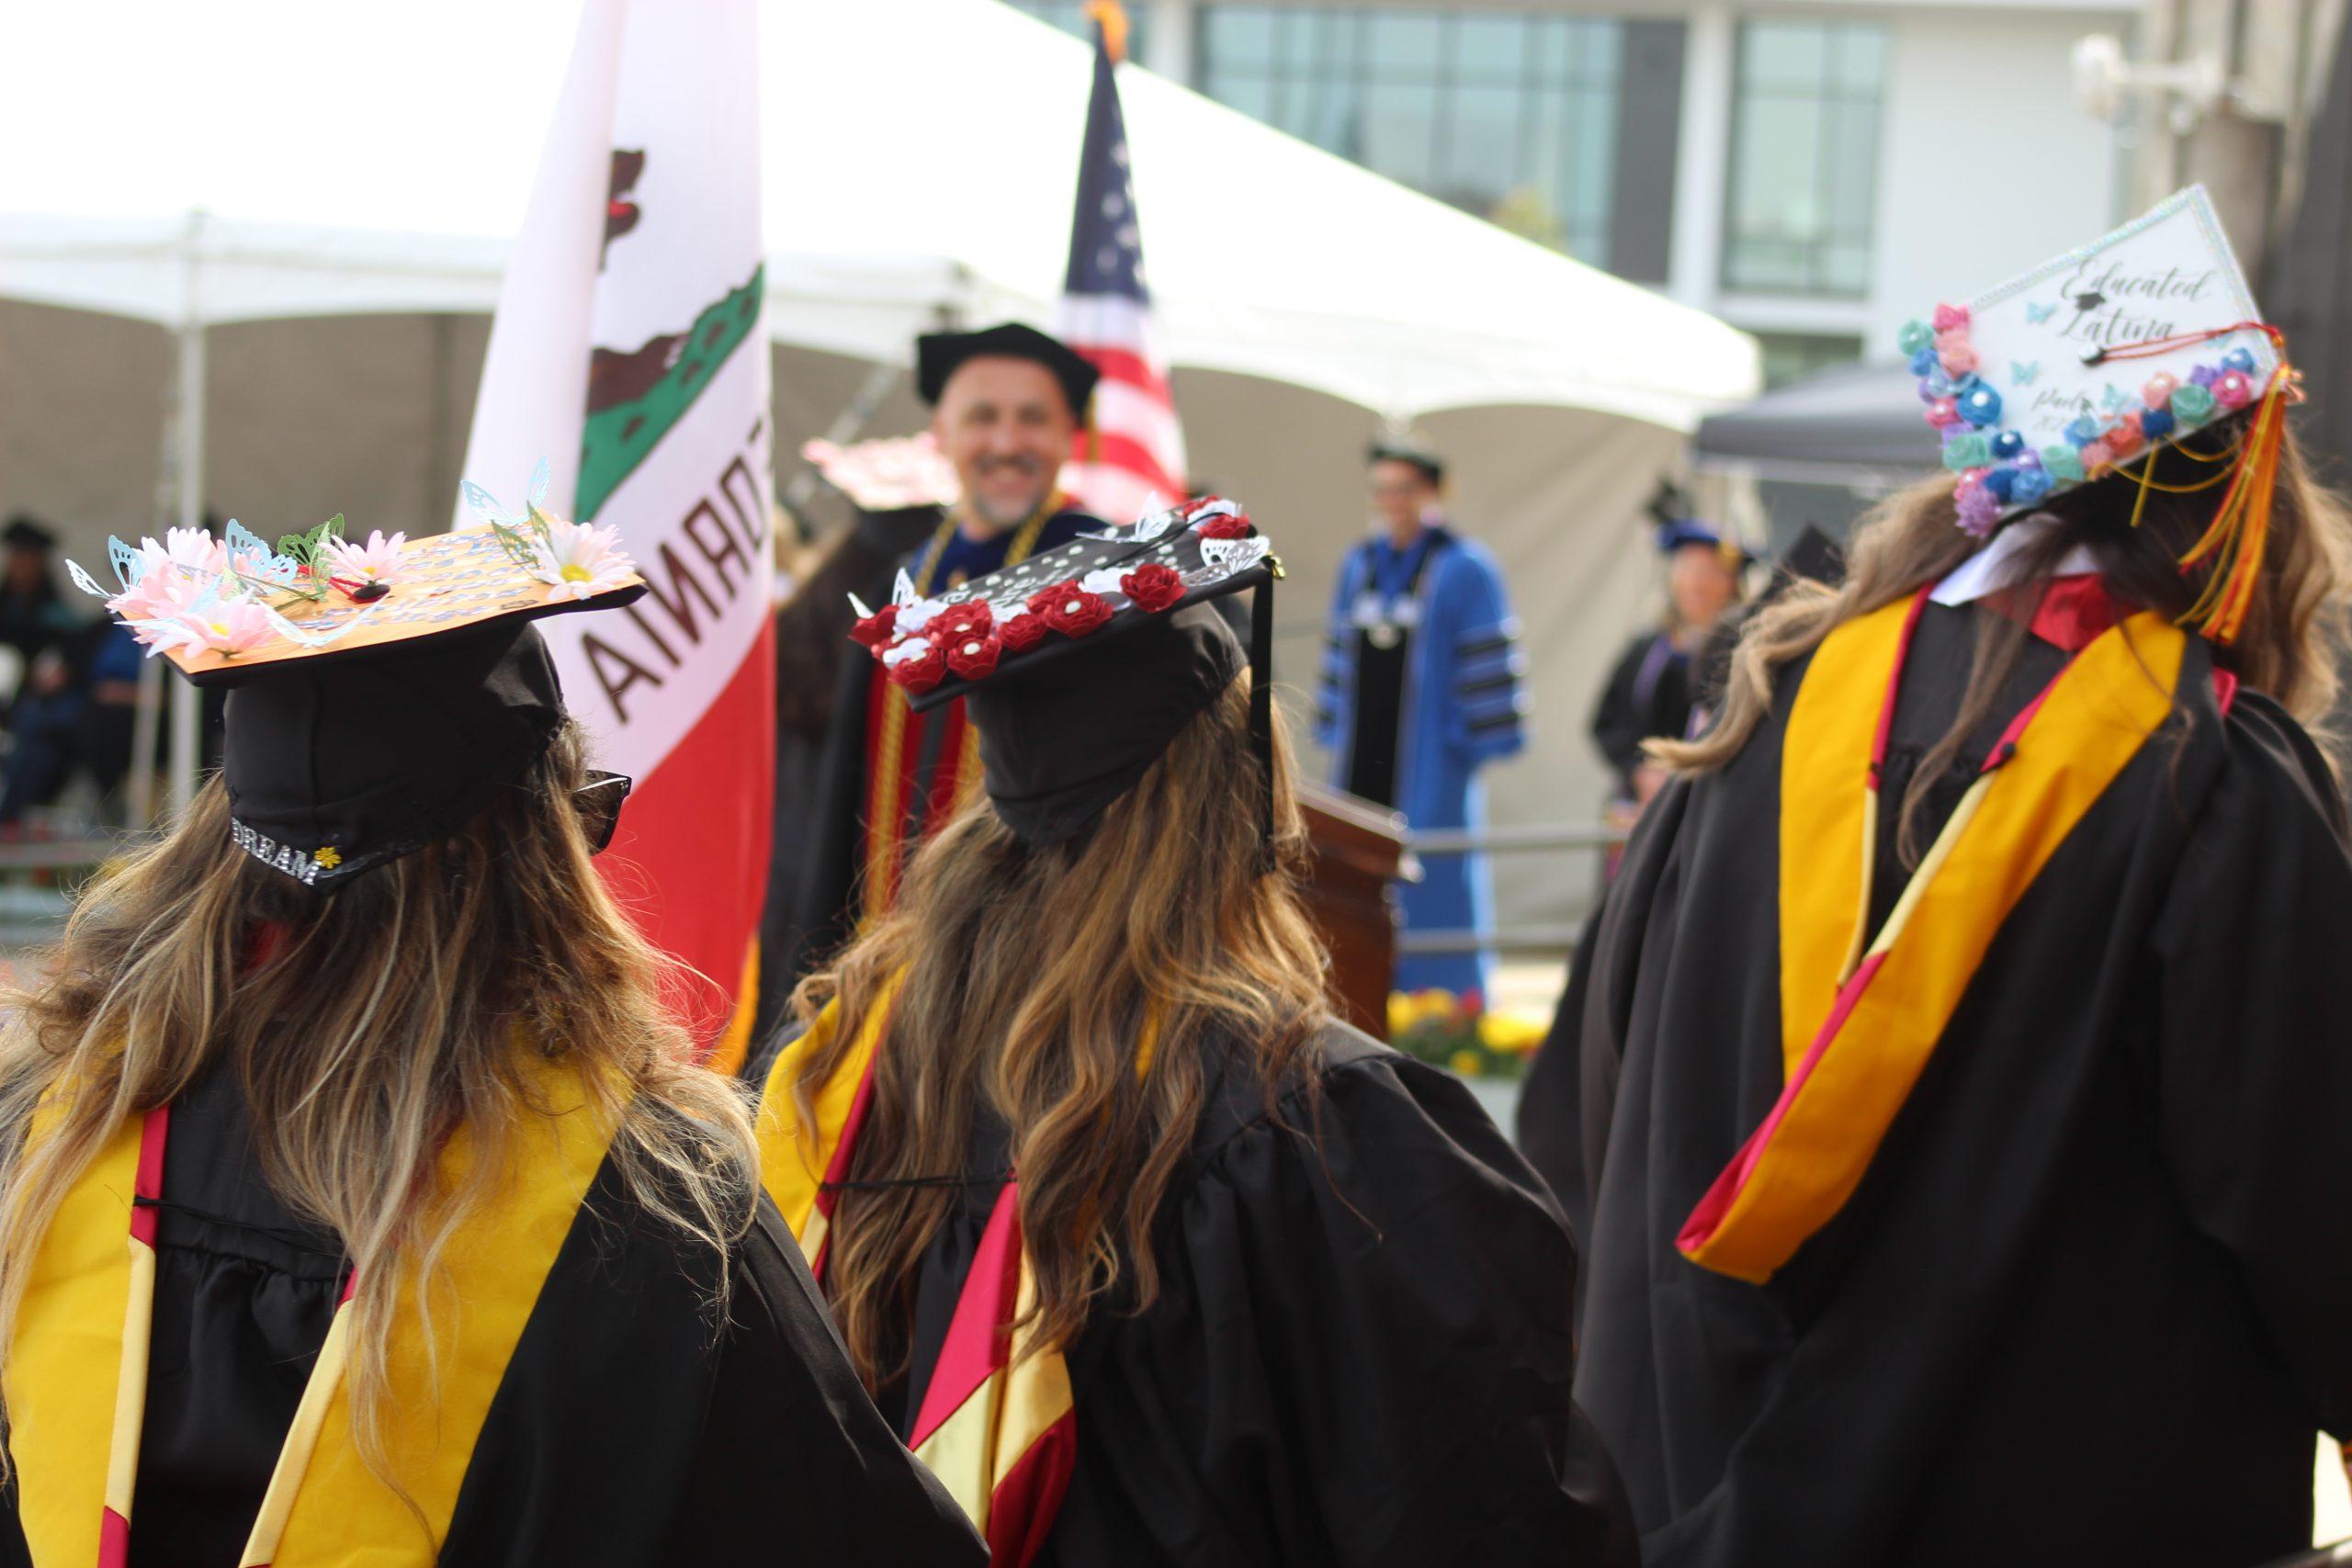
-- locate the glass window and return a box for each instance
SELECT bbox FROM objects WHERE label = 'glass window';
[1722,20,1885,298]
[1195,6,1623,266]
[1755,332,1864,388]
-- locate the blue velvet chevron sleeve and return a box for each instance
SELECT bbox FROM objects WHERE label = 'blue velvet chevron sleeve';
[1315,544,1370,753]
[1442,544,1529,765]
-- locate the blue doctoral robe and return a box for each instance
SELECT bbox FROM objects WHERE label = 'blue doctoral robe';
[1316,527,1528,997]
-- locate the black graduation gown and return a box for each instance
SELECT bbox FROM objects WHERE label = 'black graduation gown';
[1559,599,2352,1568]
[1,1064,983,1567]
[1588,630,1691,797]
[777,503,1100,986]
[771,1022,1639,1568]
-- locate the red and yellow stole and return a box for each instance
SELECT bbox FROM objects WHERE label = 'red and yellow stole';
[1678,592,2185,1283]
[860,502,1064,919]
[756,985,1076,1567]
[6,1060,616,1567]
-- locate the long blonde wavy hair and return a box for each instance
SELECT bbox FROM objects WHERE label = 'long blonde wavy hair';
[0,722,757,1483]
[1660,424,2352,859]
[791,677,1329,1391]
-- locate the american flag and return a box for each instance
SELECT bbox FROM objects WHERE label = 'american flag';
[1055,6,1186,524]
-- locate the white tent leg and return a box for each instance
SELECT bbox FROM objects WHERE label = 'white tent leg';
[166,267,205,820]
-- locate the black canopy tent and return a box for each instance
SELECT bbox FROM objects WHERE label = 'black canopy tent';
[1689,361,1932,549]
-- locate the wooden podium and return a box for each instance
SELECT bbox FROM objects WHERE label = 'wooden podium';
[1296,780,1412,1037]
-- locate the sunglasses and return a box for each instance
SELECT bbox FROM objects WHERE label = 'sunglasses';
[574,771,634,854]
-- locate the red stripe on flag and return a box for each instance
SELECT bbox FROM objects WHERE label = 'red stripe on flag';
[987,1406,1078,1568]
[1087,431,1182,497]
[910,1180,1025,1449]
[1075,344,1170,402]
[595,619,775,1046]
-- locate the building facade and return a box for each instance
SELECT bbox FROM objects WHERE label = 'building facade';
[1011,0,2139,382]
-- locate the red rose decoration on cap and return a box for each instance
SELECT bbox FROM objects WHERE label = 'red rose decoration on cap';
[1195,513,1251,540]
[930,600,994,645]
[1001,611,1049,651]
[1121,562,1186,614]
[1038,580,1114,637]
[883,640,947,693]
[849,604,899,654]
[945,630,1003,680]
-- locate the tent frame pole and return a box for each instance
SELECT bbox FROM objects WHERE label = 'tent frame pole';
[165,212,206,821]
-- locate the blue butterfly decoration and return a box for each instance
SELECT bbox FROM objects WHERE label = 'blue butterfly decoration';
[2025,299,2058,324]
[2010,361,2040,385]
[460,457,556,570]
[2101,384,2130,412]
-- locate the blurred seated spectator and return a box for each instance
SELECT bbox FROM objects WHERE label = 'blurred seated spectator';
[0,515,81,723]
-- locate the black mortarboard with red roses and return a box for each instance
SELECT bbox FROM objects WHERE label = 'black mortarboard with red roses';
[846,496,1279,847]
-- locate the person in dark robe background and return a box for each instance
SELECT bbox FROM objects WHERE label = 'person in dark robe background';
[765,323,1107,1009]
[0,515,81,731]
[754,502,1634,1567]
[1588,502,1747,813]
[1547,350,2352,1568]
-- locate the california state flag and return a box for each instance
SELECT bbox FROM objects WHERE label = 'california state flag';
[461,0,773,1067]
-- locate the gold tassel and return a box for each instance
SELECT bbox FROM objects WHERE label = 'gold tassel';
[2177,366,2293,646]
[1084,0,1129,63]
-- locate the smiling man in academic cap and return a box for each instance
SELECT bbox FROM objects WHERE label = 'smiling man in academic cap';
[769,323,1110,994]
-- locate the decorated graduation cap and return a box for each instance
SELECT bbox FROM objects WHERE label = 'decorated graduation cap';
[1904,184,2295,642]
[916,321,1101,419]
[65,461,645,889]
[846,495,1279,847]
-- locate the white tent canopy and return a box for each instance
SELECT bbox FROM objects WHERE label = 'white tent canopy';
[0,0,1755,427]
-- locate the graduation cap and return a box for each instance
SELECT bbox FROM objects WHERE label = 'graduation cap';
[4,514,58,552]
[1655,517,1747,562]
[1903,184,2294,642]
[916,322,1101,419]
[846,495,1279,848]
[1366,436,1444,487]
[64,463,646,889]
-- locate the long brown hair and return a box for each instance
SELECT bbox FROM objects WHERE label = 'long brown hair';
[1660,423,2352,858]
[0,723,757,1483]
[791,677,1329,1390]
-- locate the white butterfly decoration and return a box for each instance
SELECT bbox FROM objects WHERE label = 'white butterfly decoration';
[1198,536,1272,578]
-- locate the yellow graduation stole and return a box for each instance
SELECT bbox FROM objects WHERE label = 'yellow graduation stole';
[757,987,1077,1568]
[1678,592,2185,1283]
[6,1058,616,1566]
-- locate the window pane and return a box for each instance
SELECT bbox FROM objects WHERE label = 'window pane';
[1743,24,1827,89]
[1442,80,1523,198]
[1830,27,1889,96]
[1365,14,1442,76]
[1200,8,1277,65]
[1724,20,1885,297]
[1362,78,1442,187]
[1196,6,1622,268]
[1453,17,1527,83]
